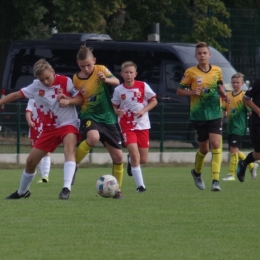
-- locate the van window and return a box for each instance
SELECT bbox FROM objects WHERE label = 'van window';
[7,47,79,94]
[165,63,184,91]
[161,61,188,103]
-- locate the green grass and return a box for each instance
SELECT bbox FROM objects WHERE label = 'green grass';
[0,166,260,260]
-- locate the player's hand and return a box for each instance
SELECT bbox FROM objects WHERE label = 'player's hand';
[98,71,107,82]
[135,110,145,118]
[194,87,202,96]
[28,121,35,128]
[59,98,70,107]
[222,94,230,104]
[57,94,69,101]
[116,108,124,117]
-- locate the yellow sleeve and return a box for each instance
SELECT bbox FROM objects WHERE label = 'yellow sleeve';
[179,69,192,89]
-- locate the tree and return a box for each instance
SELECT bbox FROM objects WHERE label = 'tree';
[180,0,231,52]
[0,0,51,42]
[0,0,238,52]
[222,0,260,9]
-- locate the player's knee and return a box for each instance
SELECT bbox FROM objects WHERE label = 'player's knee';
[26,157,38,171]
[140,158,147,164]
[86,137,99,146]
[112,152,123,164]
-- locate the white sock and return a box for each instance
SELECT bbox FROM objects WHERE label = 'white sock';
[37,159,43,178]
[18,170,36,195]
[131,165,145,188]
[63,161,76,191]
[41,156,51,178]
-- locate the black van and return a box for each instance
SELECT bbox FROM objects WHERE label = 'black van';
[0,33,246,146]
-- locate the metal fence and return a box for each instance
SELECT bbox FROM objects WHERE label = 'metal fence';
[0,102,252,154]
[161,8,260,82]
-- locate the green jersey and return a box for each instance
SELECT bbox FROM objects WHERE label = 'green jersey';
[73,65,116,124]
[179,65,223,121]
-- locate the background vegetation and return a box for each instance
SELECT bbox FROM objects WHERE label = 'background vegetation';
[0,0,259,49]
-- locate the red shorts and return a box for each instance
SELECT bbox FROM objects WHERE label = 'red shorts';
[122,129,149,148]
[34,125,81,152]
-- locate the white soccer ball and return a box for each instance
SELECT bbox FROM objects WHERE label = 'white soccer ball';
[96,175,119,198]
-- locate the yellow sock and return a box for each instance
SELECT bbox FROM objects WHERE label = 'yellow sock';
[211,149,222,181]
[195,150,206,173]
[228,153,238,176]
[238,151,254,170]
[238,151,246,160]
[75,141,91,164]
[113,163,124,188]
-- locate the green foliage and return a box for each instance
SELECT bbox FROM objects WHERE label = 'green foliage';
[1,166,260,259]
[223,0,260,8]
[0,0,50,42]
[106,0,176,40]
[181,0,231,52]
[52,0,124,33]
[1,0,257,51]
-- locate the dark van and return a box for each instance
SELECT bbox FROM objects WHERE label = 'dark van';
[0,33,246,146]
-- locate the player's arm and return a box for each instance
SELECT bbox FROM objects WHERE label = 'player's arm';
[59,94,84,107]
[105,76,120,86]
[136,97,158,118]
[218,83,230,104]
[222,110,227,119]
[0,91,23,106]
[98,68,120,86]
[177,87,203,96]
[25,111,34,127]
[243,97,260,117]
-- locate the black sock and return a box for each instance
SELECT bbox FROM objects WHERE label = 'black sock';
[244,152,255,165]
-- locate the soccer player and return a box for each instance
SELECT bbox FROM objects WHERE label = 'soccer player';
[26,98,51,183]
[222,73,258,181]
[73,43,124,199]
[177,42,229,191]
[237,77,260,181]
[0,59,83,200]
[111,61,157,192]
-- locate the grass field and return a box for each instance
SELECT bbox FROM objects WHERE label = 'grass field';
[0,166,259,260]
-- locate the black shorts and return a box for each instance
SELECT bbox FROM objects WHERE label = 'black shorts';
[227,134,244,149]
[192,118,222,142]
[81,119,122,149]
[249,114,260,152]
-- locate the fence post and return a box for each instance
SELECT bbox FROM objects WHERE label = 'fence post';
[159,102,164,153]
[16,103,21,155]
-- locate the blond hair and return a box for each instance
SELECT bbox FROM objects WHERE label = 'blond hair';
[231,72,244,81]
[77,42,94,60]
[33,59,53,77]
[195,42,209,50]
[121,61,137,71]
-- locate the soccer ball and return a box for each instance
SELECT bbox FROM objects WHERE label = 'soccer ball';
[96,175,119,198]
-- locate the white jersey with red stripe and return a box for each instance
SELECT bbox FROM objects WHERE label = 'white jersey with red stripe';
[26,99,43,139]
[21,74,80,130]
[111,80,156,130]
